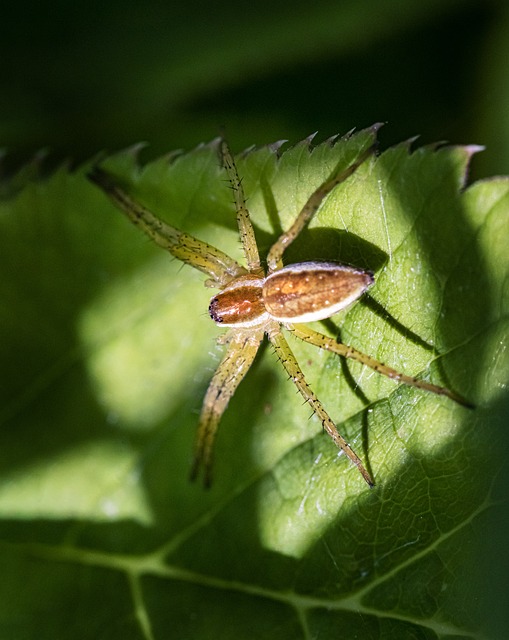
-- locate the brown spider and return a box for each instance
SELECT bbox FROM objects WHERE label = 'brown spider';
[89,137,470,488]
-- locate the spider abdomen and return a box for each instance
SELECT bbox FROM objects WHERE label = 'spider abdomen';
[263,262,374,323]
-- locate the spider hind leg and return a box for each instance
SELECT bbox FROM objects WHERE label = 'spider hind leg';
[290,324,473,407]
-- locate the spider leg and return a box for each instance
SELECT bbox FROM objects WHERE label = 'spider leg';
[220,140,262,274]
[268,327,374,487]
[191,328,264,487]
[266,144,375,272]
[89,167,245,287]
[289,324,473,407]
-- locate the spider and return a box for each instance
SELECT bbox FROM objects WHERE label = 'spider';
[89,138,471,488]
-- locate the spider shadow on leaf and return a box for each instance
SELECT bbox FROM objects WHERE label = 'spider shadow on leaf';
[282,226,387,273]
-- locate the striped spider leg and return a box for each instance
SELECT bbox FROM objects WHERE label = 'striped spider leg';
[89,138,471,488]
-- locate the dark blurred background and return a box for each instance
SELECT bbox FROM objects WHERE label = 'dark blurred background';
[1,0,508,177]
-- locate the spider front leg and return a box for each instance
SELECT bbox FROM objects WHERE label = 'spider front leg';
[269,328,374,487]
[88,166,246,287]
[191,328,264,487]
[289,324,474,407]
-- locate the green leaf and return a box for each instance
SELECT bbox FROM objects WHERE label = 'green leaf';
[0,127,507,639]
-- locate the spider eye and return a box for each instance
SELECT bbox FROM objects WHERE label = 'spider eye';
[209,298,223,323]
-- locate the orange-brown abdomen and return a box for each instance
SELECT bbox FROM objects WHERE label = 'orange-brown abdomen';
[263,262,373,323]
